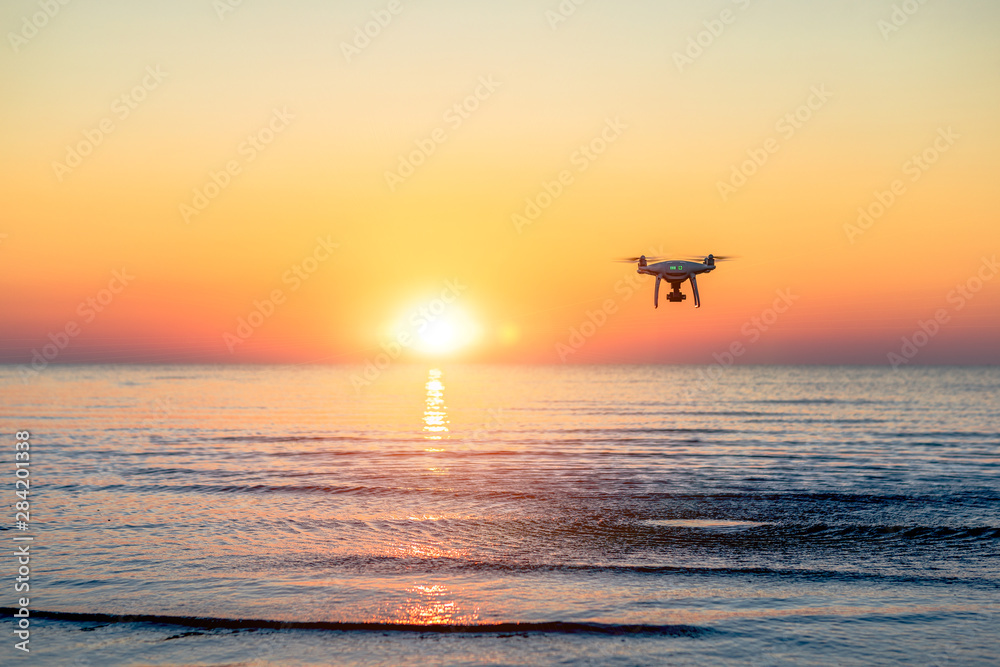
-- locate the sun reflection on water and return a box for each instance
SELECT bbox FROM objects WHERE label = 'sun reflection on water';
[423,368,449,446]
[392,583,480,625]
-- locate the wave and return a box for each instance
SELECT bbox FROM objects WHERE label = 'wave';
[2,608,708,636]
[151,434,381,445]
[87,482,379,496]
[629,519,1000,547]
[786,523,1000,541]
[750,398,886,405]
[50,482,1000,514]
[557,427,735,434]
[249,553,1000,589]
[58,482,550,502]
[883,430,999,439]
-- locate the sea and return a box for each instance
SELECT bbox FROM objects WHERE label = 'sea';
[1,364,998,666]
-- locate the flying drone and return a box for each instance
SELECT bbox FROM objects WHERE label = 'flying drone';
[615,254,735,308]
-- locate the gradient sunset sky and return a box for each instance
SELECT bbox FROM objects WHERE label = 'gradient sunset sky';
[2,0,998,367]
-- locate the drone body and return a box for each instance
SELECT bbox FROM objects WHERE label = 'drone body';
[620,254,732,308]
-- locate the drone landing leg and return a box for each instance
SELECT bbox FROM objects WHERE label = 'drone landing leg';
[690,275,700,308]
[654,276,660,308]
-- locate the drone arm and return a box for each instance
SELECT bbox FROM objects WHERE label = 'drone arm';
[654,276,660,309]
[690,274,700,308]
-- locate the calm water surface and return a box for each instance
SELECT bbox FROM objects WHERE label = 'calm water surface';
[1,365,998,665]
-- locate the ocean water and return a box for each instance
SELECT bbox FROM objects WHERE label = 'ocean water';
[1,364,998,666]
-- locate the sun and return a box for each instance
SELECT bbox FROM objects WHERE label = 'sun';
[418,320,458,354]
[413,308,480,356]
[384,302,481,358]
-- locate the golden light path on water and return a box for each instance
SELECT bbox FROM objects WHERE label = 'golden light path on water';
[395,584,481,625]
[370,579,481,626]
[423,368,448,449]
[372,367,483,625]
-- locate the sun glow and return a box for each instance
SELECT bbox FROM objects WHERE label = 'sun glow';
[415,308,480,356]
[418,320,459,355]
[385,302,482,358]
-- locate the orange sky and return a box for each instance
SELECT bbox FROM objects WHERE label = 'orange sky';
[2,0,999,367]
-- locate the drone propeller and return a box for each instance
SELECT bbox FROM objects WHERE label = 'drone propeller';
[685,254,738,262]
[614,256,667,263]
